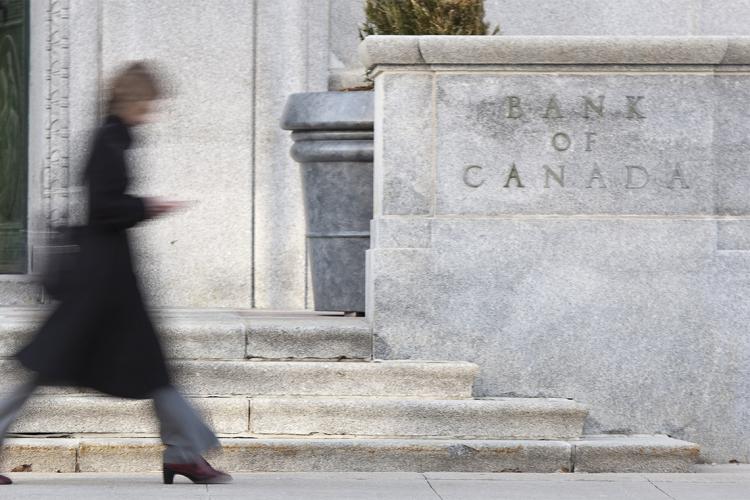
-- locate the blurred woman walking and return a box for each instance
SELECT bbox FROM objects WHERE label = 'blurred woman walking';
[0,62,231,486]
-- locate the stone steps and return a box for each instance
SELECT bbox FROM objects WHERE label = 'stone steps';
[244,317,372,360]
[0,360,478,398]
[0,309,372,360]
[0,307,701,473]
[9,396,587,440]
[249,397,587,439]
[0,435,700,473]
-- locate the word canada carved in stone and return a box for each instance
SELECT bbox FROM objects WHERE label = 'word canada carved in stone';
[462,164,690,190]
[461,94,690,191]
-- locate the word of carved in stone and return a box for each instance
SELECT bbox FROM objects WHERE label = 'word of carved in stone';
[462,164,690,190]
[503,95,646,120]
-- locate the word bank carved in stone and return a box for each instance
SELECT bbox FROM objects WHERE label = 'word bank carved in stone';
[504,95,646,120]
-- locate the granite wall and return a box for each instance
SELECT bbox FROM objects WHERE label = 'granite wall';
[363,36,750,464]
[5,0,333,309]
[6,1,750,310]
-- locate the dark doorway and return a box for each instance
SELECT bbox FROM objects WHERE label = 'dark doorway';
[0,0,28,273]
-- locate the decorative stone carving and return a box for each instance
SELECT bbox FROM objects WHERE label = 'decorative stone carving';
[44,0,70,230]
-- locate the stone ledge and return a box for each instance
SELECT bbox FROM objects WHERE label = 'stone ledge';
[79,438,572,473]
[6,395,586,439]
[0,308,373,361]
[250,397,588,439]
[1,438,78,473]
[2,435,698,473]
[359,35,750,68]
[170,360,478,398]
[246,317,372,360]
[573,435,700,473]
[0,359,477,398]
[0,316,247,360]
[9,396,249,434]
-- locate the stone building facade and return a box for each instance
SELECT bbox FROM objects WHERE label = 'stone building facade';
[7,0,750,310]
[3,0,750,465]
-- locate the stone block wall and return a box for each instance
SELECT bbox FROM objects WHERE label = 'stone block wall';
[6,0,750,310]
[5,0,333,309]
[363,35,750,464]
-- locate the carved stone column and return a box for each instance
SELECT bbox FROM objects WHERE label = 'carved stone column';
[43,0,71,231]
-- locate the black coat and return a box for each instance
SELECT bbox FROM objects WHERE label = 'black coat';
[16,115,171,399]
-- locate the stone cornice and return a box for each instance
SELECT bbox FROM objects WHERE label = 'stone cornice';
[359,36,750,69]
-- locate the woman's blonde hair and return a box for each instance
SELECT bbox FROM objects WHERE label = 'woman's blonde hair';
[107,61,163,115]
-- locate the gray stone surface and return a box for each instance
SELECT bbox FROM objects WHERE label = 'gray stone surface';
[485,0,697,36]
[0,280,41,307]
[4,470,750,500]
[2,435,699,474]
[375,73,434,216]
[24,0,52,298]
[0,309,247,360]
[9,396,248,434]
[428,477,667,500]
[650,482,750,500]
[713,75,750,214]
[573,435,700,473]
[78,438,163,473]
[358,36,423,69]
[171,360,478,398]
[717,220,750,250]
[13,0,750,315]
[282,92,374,131]
[366,248,434,336]
[16,0,343,311]
[361,36,747,69]
[215,438,571,473]
[101,0,255,309]
[366,36,750,464]
[433,72,718,215]
[253,0,330,310]
[329,0,368,89]
[0,319,36,358]
[370,218,749,462]
[250,397,587,439]
[245,317,371,360]
[72,438,571,473]
[370,218,432,249]
[0,307,373,361]
[697,0,750,36]
[156,315,246,360]
[1,438,78,473]
[67,0,102,227]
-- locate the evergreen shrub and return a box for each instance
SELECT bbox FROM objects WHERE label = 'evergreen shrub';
[359,0,499,38]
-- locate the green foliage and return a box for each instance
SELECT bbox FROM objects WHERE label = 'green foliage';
[359,0,499,38]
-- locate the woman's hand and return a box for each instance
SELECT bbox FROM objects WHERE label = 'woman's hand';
[144,198,190,218]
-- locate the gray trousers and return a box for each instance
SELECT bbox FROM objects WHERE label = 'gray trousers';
[0,381,220,464]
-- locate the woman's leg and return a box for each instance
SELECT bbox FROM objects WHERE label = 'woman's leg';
[0,380,38,448]
[0,379,39,485]
[152,385,220,464]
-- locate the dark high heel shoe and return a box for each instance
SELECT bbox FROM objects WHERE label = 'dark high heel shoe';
[0,474,11,485]
[163,458,232,484]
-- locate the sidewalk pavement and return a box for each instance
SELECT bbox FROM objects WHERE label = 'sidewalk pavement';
[1,465,748,499]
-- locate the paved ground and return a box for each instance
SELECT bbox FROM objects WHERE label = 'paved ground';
[1,466,748,499]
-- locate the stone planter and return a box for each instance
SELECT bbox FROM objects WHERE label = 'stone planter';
[281,91,374,313]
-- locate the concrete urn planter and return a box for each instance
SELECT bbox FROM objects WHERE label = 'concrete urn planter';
[281,91,374,313]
